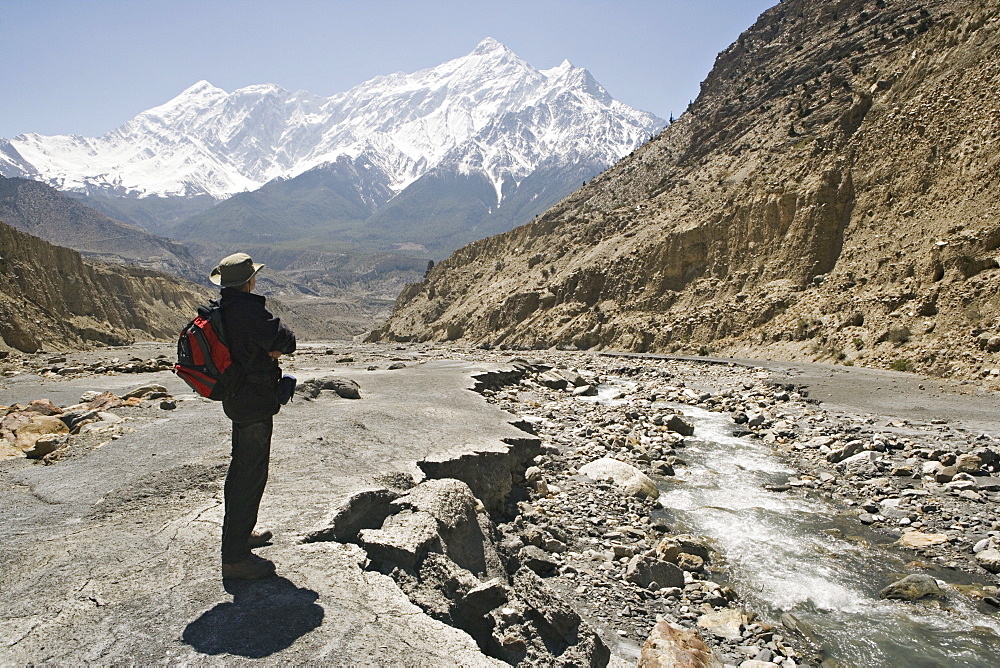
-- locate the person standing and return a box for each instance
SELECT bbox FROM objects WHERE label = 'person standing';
[209,252,296,580]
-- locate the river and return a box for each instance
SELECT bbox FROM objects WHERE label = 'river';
[653,403,1000,667]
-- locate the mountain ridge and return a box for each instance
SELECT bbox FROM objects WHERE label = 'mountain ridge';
[0,175,203,280]
[0,38,663,205]
[372,0,1000,386]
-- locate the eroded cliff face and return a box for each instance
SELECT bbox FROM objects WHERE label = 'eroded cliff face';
[374,0,1000,384]
[0,221,211,353]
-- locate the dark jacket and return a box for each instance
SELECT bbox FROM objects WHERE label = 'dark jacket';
[219,288,296,423]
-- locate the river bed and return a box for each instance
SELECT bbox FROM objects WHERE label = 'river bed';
[657,402,1000,667]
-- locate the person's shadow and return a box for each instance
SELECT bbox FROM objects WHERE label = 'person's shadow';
[182,576,324,658]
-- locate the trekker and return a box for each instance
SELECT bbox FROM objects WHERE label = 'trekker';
[209,252,296,580]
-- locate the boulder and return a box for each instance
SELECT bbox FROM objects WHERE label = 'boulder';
[24,399,62,415]
[638,621,722,668]
[898,531,949,549]
[696,608,748,640]
[922,461,957,483]
[418,441,542,513]
[59,408,100,430]
[24,434,67,459]
[358,510,442,570]
[519,545,559,576]
[1,411,33,442]
[538,371,569,390]
[827,439,864,463]
[512,566,609,664]
[305,488,400,543]
[975,548,1000,574]
[838,450,878,475]
[955,453,983,474]
[296,376,362,400]
[625,554,684,589]
[656,536,711,564]
[677,553,705,572]
[122,383,169,399]
[457,578,510,617]
[87,392,126,411]
[391,478,501,576]
[0,440,24,461]
[665,415,695,436]
[14,415,70,452]
[579,457,659,499]
[879,574,943,600]
[550,368,588,387]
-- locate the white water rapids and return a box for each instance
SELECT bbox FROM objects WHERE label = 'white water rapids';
[587,385,1000,666]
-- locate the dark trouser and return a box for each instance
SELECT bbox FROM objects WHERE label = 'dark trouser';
[221,417,273,564]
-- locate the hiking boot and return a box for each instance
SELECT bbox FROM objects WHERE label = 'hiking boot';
[222,555,276,580]
[248,529,273,548]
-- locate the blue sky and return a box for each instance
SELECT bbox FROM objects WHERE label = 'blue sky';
[1,0,775,138]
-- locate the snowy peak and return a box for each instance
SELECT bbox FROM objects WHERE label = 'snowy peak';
[1,39,665,200]
[471,36,508,55]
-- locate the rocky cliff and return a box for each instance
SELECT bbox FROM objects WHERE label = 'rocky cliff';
[0,221,210,353]
[373,0,1000,385]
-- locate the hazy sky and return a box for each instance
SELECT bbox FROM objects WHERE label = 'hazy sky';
[1,0,775,139]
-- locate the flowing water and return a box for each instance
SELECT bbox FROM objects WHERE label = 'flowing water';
[588,386,1000,666]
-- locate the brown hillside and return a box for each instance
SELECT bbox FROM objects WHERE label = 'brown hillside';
[0,221,211,353]
[0,176,202,281]
[373,0,1000,386]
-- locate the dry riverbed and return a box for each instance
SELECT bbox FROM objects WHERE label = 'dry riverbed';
[2,342,999,666]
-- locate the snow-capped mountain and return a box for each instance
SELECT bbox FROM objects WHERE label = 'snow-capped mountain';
[0,38,664,205]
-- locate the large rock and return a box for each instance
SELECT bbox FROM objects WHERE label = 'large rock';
[975,548,1000,574]
[696,608,748,640]
[519,545,559,576]
[898,531,949,549]
[625,554,684,589]
[391,478,502,576]
[87,392,127,411]
[23,398,62,415]
[579,457,659,499]
[826,439,864,463]
[512,567,610,666]
[0,440,24,461]
[24,434,67,459]
[638,621,722,668]
[296,376,362,400]
[664,414,695,436]
[358,509,442,570]
[14,415,69,452]
[304,488,400,543]
[122,383,169,399]
[879,574,943,600]
[418,435,541,513]
[656,536,711,564]
[59,408,100,431]
[955,453,983,474]
[1,411,33,442]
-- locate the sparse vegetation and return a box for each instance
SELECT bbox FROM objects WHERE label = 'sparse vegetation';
[890,358,915,372]
[887,326,911,346]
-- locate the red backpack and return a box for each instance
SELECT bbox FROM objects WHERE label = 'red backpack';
[174,301,240,400]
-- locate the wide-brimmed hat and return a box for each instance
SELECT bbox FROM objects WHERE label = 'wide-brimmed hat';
[210,252,264,288]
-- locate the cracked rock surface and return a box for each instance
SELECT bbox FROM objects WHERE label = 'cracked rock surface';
[0,343,529,665]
